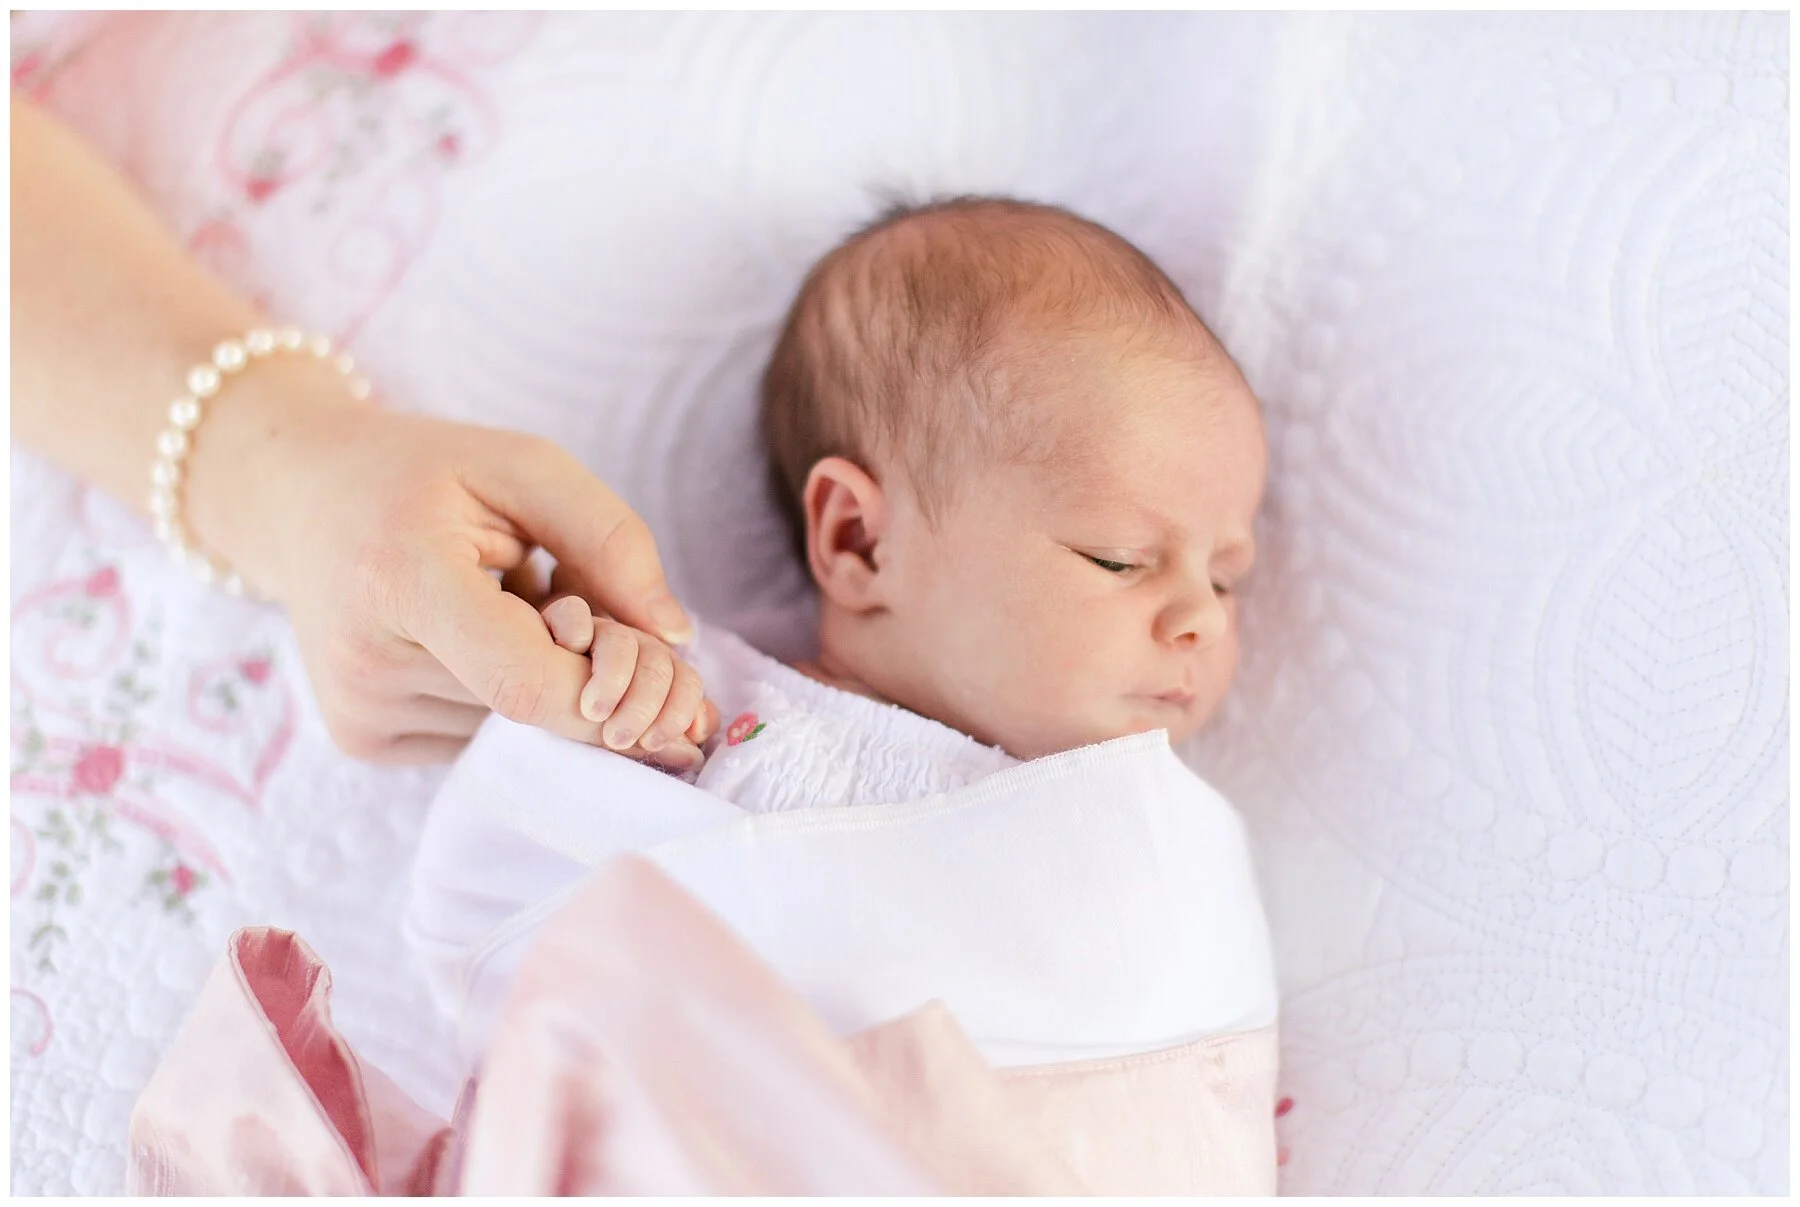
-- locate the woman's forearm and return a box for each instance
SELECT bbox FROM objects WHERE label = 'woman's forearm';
[10,93,267,514]
[9,92,366,589]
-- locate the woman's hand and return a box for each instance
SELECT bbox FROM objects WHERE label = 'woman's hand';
[14,96,711,765]
[184,354,711,764]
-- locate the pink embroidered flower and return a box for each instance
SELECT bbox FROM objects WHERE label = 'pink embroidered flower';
[436,131,462,161]
[725,712,766,746]
[1275,1096,1294,1118]
[372,40,418,78]
[71,745,125,796]
[84,566,119,598]
[244,176,280,205]
[169,864,197,897]
[239,657,273,686]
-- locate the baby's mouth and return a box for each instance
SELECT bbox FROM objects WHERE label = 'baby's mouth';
[1149,688,1198,709]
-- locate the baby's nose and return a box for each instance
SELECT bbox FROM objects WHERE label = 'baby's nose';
[1161,588,1229,649]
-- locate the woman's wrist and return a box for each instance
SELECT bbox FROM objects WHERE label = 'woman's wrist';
[179,348,369,604]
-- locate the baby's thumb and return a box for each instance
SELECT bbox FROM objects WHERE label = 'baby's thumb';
[480,438,694,645]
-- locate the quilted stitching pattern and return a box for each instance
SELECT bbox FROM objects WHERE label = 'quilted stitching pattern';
[1187,12,1787,1194]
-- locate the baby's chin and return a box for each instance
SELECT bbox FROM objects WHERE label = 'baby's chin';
[996,707,1216,762]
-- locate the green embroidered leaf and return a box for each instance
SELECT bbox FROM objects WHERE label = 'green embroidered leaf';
[64,883,81,906]
[34,882,57,903]
[748,723,766,741]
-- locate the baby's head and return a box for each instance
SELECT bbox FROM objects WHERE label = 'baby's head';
[761,197,1265,760]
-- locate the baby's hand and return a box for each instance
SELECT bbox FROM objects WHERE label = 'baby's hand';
[540,596,720,771]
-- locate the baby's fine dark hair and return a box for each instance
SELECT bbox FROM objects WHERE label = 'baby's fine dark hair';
[759,194,1216,562]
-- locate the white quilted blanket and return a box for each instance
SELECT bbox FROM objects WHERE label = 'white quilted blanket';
[9,11,1786,1195]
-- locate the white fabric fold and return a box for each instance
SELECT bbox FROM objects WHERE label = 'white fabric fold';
[404,717,1277,1073]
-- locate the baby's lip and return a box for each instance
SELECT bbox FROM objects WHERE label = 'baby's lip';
[1149,687,1197,708]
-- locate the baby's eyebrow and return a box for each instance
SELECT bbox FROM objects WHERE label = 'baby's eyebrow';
[1214,531,1257,564]
[1120,500,1257,562]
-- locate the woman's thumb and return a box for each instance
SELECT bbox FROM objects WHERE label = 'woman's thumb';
[477,436,694,644]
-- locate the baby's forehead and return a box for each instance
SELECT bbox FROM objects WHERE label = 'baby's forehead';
[1003,347,1266,518]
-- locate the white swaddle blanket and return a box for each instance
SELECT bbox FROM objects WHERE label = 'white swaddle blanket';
[404,712,1278,1076]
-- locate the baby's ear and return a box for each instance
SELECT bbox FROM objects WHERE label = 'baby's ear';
[803,456,887,611]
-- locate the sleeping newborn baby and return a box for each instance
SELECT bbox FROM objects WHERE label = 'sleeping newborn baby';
[538,195,1265,802]
[405,197,1279,1194]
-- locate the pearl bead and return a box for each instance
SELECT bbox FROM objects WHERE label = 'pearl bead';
[187,365,222,399]
[212,340,248,373]
[151,457,181,488]
[308,334,332,358]
[156,429,189,460]
[153,517,174,542]
[149,488,177,517]
[222,574,245,597]
[277,326,305,351]
[245,328,276,356]
[334,352,355,375]
[193,558,216,584]
[170,397,202,431]
[348,376,372,401]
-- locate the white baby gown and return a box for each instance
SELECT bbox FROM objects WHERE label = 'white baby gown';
[682,621,1020,814]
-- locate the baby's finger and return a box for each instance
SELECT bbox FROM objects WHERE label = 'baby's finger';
[686,698,720,745]
[641,658,704,753]
[540,596,596,654]
[601,638,675,751]
[638,737,705,776]
[579,622,638,724]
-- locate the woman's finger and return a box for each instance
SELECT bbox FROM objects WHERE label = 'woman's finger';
[372,733,477,766]
[392,694,491,739]
[318,661,489,741]
[469,436,693,645]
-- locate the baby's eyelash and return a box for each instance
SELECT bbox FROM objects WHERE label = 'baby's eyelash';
[1083,554,1135,574]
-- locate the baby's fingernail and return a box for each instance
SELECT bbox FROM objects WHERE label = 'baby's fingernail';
[579,681,607,723]
[647,593,694,646]
[640,730,666,752]
[603,722,637,750]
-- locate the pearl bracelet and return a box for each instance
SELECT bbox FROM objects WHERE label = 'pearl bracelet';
[148,326,372,596]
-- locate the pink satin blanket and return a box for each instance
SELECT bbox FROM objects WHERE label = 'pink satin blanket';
[130,856,1278,1195]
